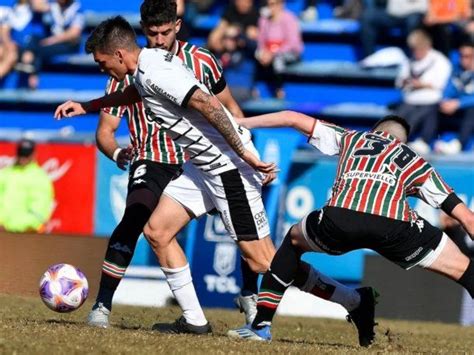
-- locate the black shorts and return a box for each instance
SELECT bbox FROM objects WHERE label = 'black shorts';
[302,206,443,270]
[128,160,181,199]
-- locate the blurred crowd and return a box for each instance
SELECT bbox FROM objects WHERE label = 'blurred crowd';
[0,0,84,89]
[0,0,473,153]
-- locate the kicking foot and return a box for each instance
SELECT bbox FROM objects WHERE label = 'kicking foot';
[152,316,212,335]
[87,302,110,328]
[234,293,257,324]
[347,287,379,347]
[227,324,272,341]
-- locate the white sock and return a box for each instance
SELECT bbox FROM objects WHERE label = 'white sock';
[161,264,208,326]
[301,266,361,311]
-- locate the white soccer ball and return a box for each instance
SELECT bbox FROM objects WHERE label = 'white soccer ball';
[39,263,89,313]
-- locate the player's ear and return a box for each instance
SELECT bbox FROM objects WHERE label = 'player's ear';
[116,49,124,64]
[175,18,182,34]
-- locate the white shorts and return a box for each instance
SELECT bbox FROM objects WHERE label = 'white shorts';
[163,163,270,241]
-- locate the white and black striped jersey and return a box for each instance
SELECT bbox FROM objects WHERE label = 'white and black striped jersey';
[133,47,254,175]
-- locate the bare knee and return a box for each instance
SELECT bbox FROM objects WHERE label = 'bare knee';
[143,223,174,251]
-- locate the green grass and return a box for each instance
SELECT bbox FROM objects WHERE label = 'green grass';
[1,294,473,354]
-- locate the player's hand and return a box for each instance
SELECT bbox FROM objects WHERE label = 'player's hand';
[116,145,133,170]
[262,172,277,186]
[54,101,88,120]
[439,100,460,115]
[241,149,277,174]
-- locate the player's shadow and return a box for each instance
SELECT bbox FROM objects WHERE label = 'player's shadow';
[43,319,82,326]
[277,337,357,349]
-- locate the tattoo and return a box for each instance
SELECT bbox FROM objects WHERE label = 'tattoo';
[192,90,245,156]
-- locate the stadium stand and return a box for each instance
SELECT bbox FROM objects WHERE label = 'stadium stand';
[0,0,471,147]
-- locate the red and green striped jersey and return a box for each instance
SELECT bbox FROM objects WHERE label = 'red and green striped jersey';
[102,41,225,165]
[309,120,453,222]
[103,75,185,165]
[175,40,225,95]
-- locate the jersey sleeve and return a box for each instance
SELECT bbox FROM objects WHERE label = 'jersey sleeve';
[102,77,128,118]
[197,48,225,95]
[406,160,454,209]
[308,120,346,155]
[141,51,202,108]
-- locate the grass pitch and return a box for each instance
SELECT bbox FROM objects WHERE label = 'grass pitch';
[1,294,473,354]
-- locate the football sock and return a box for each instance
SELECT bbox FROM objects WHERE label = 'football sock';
[162,264,208,326]
[95,203,152,311]
[457,259,474,298]
[294,262,361,311]
[240,256,259,296]
[251,228,303,329]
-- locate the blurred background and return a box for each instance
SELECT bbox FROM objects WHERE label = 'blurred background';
[0,0,473,324]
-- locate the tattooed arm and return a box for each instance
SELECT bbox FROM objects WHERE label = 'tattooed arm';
[187,88,275,173]
[188,88,245,156]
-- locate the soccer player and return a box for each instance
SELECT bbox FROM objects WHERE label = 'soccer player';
[55,16,375,337]
[228,111,474,346]
[88,0,250,331]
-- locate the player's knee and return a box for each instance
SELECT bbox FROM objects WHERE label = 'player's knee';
[143,223,173,251]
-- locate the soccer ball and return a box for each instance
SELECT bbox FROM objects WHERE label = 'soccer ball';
[39,263,89,313]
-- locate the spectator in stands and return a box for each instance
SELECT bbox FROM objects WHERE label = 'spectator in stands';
[19,0,84,89]
[175,0,189,41]
[395,29,451,155]
[301,0,318,22]
[360,0,427,59]
[333,0,363,20]
[0,6,18,80]
[254,0,303,99]
[423,0,472,57]
[435,40,474,154]
[2,0,46,80]
[0,139,54,233]
[207,0,259,58]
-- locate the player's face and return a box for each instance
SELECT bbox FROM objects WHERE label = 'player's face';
[142,20,181,52]
[93,50,128,81]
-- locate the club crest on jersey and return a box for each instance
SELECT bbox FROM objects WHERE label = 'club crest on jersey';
[343,165,396,186]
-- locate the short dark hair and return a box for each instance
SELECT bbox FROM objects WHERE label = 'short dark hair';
[459,37,474,49]
[140,0,177,28]
[373,114,411,137]
[85,16,138,54]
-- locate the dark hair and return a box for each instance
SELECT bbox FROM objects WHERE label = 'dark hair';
[85,16,138,54]
[459,37,474,49]
[373,114,411,137]
[17,138,35,157]
[140,0,177,28]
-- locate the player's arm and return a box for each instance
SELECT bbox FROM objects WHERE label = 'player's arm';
[450,203,474,239]
[187,89,275,173]
[54,85,141,119]
[409,164,474,238]
[215,85,244,118]
[96,111,132,170]
[236,110,316,136]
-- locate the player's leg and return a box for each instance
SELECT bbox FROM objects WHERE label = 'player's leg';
[418,233,473,297]
[144,166,214,333]
[88,160,180,328]
[230,209,378,347]
[88,190,157,328]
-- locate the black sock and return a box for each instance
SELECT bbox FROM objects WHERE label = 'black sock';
[251,228,303,329]
[457,259,474,299]
[240,257,259,296]
[95,203,152,311]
